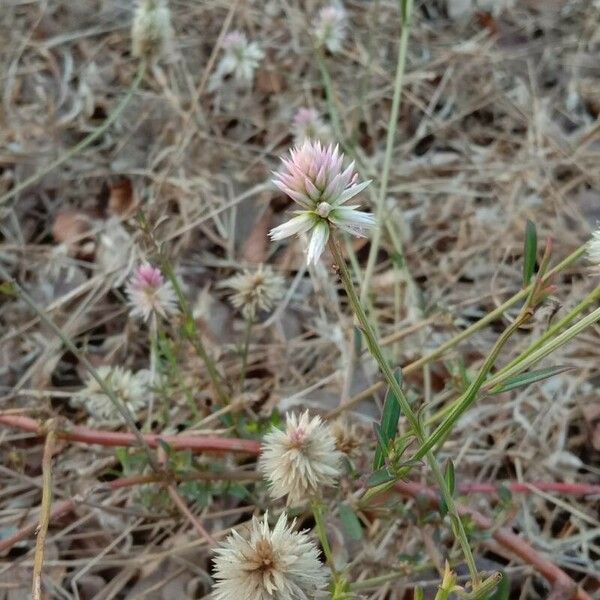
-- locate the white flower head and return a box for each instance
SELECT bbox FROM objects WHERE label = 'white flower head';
[292,108,331,145]
[258,411,343,505]
[586,228,600,266]
[212,30,264,88]
[131,0,173,61]
[72,366,150,424]
[212,512,329,600]
[269,140,374,264]
[125,263,179,322]
[313,5,347,54]
[220,264,285,320]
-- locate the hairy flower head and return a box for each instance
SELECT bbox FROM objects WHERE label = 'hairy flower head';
[131,0,173,61]
[313,5,347,54]
[258,411,343,505]
[220,264,285,320]
[126,263,178,322]
[586,228,600,266]
[212,512,328,600]
[212,30,264,87]
[269,140,373,264]
[72,366,150,424]
[292,108,331,144]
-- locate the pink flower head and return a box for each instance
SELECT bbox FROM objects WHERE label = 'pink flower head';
[126,263,178,322]
[222,30,246,51]
[293,107,320,127]
[269,141,373,264]
[292,108,330,144]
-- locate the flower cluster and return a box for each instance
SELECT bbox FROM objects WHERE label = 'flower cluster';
[210,31,264,89]
[125,263,178,322]
[212,512,328,600]
[131,0,173,61]
[72,366,151,424]
[292,108,331,145]
[258,411,343,506]
[270,140,373,264]
[221,264,285,320]
[313,5,347,54]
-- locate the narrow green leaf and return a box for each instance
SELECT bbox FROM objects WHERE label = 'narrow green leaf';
[444,459,456,497]
[373,369,403,469]
[490,366,572,394]
[413,587,424,600]
[523,220,537,286]
[487,573,510,600]
[367,468,395,487]
[338,503,363,541]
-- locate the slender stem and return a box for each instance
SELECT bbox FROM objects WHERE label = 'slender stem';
[327,237,480,587]
[349,571,405,592]
[32,421,56,600]
[316,50,345,147]
[0,265,160,471]
[311,500,337,577]
[360,0,413,303]
[0,61,146,207]
[238,317,254,391]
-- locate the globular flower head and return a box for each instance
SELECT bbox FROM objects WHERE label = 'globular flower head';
[586,228,600,266]
[220,264,285,320]
[213,30,264,86]
[269,140,374,264]
[126,263,178,321]
[258,411,343,505]
[313,5,347,54]
[131,0,173,61]
[212,512,328,600]
[292,108,331,144]
[72,366,150,424]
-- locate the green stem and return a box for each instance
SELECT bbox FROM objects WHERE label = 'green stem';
[360,0,413,303]
[349,571,405,592]
[0,265,160,472]
[327,237,480,588]
[238,317,253,391]
[0,61,146,207]
[311,500,337,577]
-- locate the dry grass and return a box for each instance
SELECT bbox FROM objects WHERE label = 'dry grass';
[1,0,599,598]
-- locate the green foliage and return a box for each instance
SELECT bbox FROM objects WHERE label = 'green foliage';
[523,220,538,286]
[339,503,363,541]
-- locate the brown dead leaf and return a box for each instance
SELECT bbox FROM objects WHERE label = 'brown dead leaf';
[242,207,273,263]
[108,178,136,217]
[52,209,94,255]
[256,68,284,95]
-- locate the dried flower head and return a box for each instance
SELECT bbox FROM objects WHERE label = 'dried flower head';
[331,420,363,457]
[72,366,150,423]
[313,5,347,54]
[220,264,285,320]
[258,411,343,505]
[126,263,178,322]
[269,141,373,264]
[212,31,264,87]
[212,512,328,600]
[131,0,173,61]
[292,108,331,144]
[586,228,600,266]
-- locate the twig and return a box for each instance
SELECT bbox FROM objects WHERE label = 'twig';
[393,482,593,600]
[31,420,56,600]
[0,414,261,454]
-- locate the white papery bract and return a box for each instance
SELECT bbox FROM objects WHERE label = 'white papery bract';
[586,228,600,266]
[212,512,328,600]
[313,5,347,54]
[269,140,373,264]
[131,0,173,61]
[258,411,343,505]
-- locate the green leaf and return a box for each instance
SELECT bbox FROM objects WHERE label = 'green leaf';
[367,468,395,487]
[523,220,537,286]
[444,459,456,497]
[490,366,572,394]
[0,281,17,297]
[413,587,424,600]
[373,369,403,470]
[338,503,363,540]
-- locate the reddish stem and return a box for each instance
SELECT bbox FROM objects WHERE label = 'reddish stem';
[0,415,261,454]
[394,482,592,600]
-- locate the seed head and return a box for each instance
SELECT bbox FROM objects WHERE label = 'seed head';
[292,108,331,144]
[313,5,347,54]
[220,264,285,320]
[269,140,374,264]
[586,228,600,266]
[125,263,178,322]
[258,411,343,505]
[72,366,150,424]
[131,0,173,61]
[212,512,328,600]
